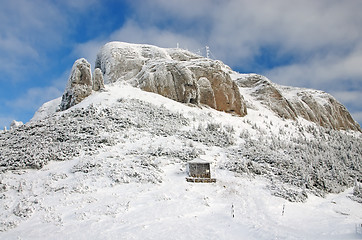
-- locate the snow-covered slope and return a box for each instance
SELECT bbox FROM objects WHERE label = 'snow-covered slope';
[30,97,61,122]
[1,82,361,239]
[1,42,361,239]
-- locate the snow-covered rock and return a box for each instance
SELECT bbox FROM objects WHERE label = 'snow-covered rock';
[59,58,92,111]
[235,74,361,131]
[31,97,61,122]
[95,42,247,116]
[235,74,296,119]
[184,59,246,116]
[137,61,200,105]
[92,68,105,91]
[9,120,23,130]
[95,42,173,83]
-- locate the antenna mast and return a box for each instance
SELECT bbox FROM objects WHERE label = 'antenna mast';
[205,46,210,58]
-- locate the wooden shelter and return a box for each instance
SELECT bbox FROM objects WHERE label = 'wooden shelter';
[186,159,216,183]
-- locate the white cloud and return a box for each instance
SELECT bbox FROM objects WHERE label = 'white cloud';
[60,0,99,10]
[73,40,108,70]
[126,0,362,70]
[73,20,204,68]
[0,1,66,81]
[109,20,202,50]
[0,117,16,130]
[0,0,101,82]
[6,86,63,111]
[0,36,39,59]
[350,112,362,127]
[263,46,362,90]
[330,91,362,105]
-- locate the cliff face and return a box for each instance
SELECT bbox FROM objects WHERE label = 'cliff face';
[235,74,361,132]
[92,41,359,131]
[95,42,247,116]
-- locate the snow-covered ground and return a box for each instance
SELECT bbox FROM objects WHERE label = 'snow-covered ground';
[1,81,361,239]
[1,153,361,240]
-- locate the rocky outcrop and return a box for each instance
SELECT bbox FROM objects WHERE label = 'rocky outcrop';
[235,74,297,120]
[93,41,358,130]
[95,42,172,83]
[186,59,246,115]
[197,77,216,109]
[138,61,200,105]
[95,42,247,116]
[59,58,92,111]
[59,59,106,111]
[10,120,23,130]
[92,68,105,91]
[236,74,361,131]
[286,89,361,131]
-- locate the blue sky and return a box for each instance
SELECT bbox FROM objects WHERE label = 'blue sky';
[1,0,362,128]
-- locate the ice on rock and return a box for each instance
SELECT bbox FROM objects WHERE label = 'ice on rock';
[59,58,92,111]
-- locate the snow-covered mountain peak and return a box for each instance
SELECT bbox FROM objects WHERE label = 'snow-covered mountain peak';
[1,41,361,239]
[91,41,361,131]
[94,41,247,117]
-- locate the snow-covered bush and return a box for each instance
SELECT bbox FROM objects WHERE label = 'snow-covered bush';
[0,99,189,172]
[224,124,362,200]
[352,179,362,203]
[268,184,308,202]
[181,122,235,147]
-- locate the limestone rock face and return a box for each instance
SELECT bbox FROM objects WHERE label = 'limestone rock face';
[95,42,171,84]
[92,68,105,91]
[138,60,247,116]
[187,60,246,115]
[59,58,92,111]
[94,41,359,130]
[197,77,216,109]
[287,90,360,131]
[235,74,297,120]
[138,61,199,104]
[236,74,361,131]
[95,42,247,116]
